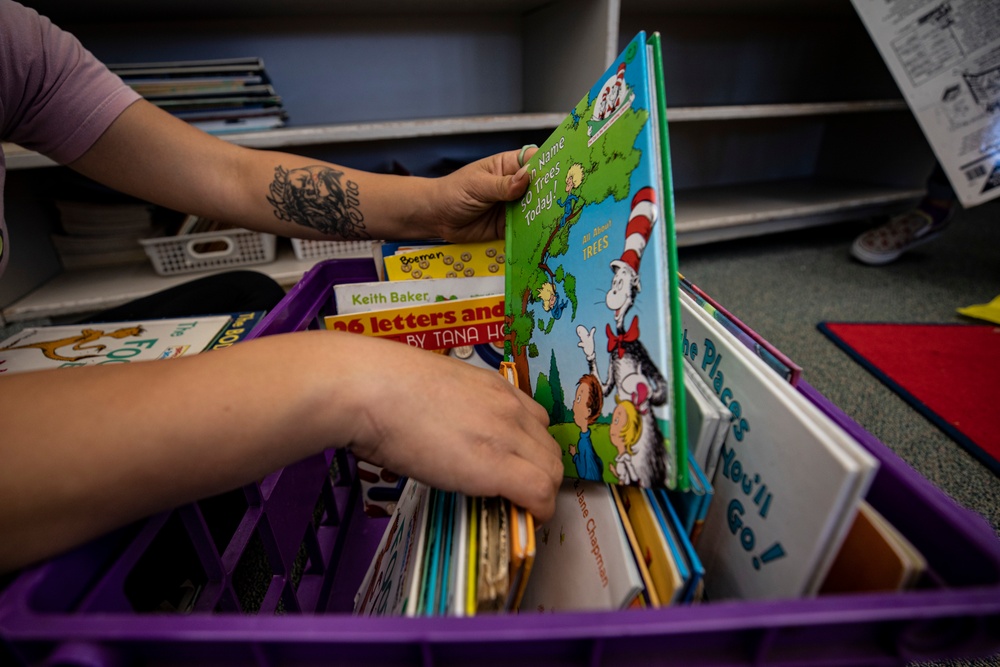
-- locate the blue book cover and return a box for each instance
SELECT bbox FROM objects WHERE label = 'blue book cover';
[656,487,705,603]
[668,452,714,542]
[505,31,687,489]
[645,488,690,603]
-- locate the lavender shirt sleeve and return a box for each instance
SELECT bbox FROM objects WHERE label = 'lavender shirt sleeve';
[0,0,142,276]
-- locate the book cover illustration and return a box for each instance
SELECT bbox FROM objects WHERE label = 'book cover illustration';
[0,315,239,375]
[518,479,645,613]
[324,294,504,351]
[505,32,687,489]
[384,241,505,281]
[679,292,878,601]
[354,478,430,616]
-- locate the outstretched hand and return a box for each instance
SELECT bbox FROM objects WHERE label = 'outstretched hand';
[341,333,563,522]
[429,146,538,244]
[577,325,597,360]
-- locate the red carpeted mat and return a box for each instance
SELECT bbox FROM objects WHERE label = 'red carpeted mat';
[818,322,1000,476]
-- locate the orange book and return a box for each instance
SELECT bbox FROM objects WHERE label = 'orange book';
[323,294,504,350]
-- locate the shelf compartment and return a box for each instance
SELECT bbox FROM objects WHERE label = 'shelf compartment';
[675,180,923,246]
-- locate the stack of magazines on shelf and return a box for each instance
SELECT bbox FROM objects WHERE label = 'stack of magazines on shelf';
[109,57,288,135]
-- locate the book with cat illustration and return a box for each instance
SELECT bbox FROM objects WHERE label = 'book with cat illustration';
[505,31,687,490]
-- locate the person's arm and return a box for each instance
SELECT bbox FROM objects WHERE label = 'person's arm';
[0,330,562,573]
[69,99,531,244]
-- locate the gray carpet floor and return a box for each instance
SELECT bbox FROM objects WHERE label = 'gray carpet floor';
[677,199,1000,666]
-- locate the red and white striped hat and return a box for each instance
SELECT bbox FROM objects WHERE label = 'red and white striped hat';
[610,186,656,274]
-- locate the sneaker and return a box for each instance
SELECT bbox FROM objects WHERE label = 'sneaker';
[850,207,953,266]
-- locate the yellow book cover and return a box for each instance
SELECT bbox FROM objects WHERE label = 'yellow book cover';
[384,240,505,281]
[465,496,480,617]
[323,294,504,350]
[611,485,660,608]
[620,485,683,604]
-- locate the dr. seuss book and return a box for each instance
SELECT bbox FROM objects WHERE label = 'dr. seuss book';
[678,292,878,601]
[0,313,262,375]
[505,32,687,490]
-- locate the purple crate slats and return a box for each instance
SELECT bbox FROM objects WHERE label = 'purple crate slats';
[245,257,379,341]
[258,453,331,574]
[2,259,1000,667]
[72,512,171,614]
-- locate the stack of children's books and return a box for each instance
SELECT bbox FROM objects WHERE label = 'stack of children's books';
[109,57,288,135]
[308,32,927,615]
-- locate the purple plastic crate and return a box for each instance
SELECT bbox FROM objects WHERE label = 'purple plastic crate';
[2,258,999,667]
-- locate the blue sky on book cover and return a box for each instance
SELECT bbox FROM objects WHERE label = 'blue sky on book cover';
[505,32,686,490]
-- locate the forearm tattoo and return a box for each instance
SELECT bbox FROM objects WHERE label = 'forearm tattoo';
[266,165,369,239]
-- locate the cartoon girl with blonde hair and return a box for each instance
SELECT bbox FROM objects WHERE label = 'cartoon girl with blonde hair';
[608,396,642,485]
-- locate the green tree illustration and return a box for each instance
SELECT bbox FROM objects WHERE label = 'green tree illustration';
[506,91,646,388]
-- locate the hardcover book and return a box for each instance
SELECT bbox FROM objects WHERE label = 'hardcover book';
[324,294,504,351]
[819,500,927,594]
[518,479,645,613]
[682,358,731,481]
[333,275,502,316]
[505,31,687,489]
[0,312,262,375]
[679,291,878,601]
[383,240,505,281]
[354,478,431,616]
[679,275,802,386]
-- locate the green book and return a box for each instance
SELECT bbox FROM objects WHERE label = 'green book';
[504,31,688,490]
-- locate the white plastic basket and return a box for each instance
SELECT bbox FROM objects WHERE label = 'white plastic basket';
[140,229,277,276]
[290,238,374,261]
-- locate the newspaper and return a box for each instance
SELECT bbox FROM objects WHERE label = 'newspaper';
[851,0,1000,207]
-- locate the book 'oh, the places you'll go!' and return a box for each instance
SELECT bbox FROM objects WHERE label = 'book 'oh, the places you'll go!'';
[505,31,688,490]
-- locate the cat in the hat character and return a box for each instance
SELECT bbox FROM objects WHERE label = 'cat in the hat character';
[576,186,670,487]
[595,62,627,122]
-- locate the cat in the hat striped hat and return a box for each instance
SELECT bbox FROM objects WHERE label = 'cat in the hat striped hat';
[577,186,670,487]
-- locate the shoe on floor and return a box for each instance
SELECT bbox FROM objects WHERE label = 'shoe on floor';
[850,208,952,266]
